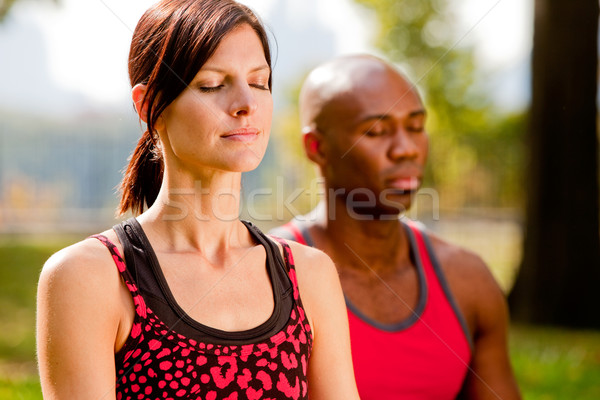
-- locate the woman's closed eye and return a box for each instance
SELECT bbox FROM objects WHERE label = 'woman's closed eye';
[197,82,268,93]
[198,85,224,93]
[250,83,269,90]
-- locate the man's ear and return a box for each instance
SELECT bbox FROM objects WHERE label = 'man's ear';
[131,83,149,123]
[303,129,327,167]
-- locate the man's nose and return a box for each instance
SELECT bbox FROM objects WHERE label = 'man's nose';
[388,129,419,160]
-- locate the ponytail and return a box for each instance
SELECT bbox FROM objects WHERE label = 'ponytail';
[117,129,164,216]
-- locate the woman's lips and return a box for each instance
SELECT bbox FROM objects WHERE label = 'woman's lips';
[221,128,260,142]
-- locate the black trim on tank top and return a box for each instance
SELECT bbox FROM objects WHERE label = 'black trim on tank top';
[113,217,294,345]
[420,231,474,350]
[343,221,428,332]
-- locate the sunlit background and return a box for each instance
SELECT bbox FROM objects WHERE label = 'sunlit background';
[2,0,599,398]
[0,0,530,113]
[0,0,531,276]
[0,0,532,287]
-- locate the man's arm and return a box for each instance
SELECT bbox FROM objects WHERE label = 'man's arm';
[455,252,522,400]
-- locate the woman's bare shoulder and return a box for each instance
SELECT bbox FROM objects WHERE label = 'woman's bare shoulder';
[268,236,336,275]
[39,229,123,298]
[270,237,340,301]
[267,236,344,336]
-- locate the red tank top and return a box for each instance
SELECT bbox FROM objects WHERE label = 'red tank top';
[93,218,312,400]
[270,219,473,399]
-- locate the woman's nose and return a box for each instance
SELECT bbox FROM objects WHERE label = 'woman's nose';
[229,82,258,117]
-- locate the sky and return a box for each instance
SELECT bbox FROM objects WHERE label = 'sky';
[0,0,532,116]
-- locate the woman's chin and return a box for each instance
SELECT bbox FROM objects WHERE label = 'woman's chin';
[222,157,264,173]
[231,149,267,172]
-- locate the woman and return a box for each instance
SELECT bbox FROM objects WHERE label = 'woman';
[36,1,359,399]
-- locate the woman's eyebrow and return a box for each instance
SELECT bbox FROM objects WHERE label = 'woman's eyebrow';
[199,64,270,74]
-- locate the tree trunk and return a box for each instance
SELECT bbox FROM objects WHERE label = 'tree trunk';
[509,0,600,328]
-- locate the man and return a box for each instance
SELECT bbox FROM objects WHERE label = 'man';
[270,54,521,399]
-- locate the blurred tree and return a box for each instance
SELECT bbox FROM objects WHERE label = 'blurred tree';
[0,0,58,22]
[267,75,321,223]
[0,0,18,20]
[509,0,600,328]
[354,0,526,211]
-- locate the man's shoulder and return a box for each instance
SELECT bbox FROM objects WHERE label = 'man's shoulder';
[268,221,299,241]
[423,228,507,324]
[424,229,489,278]
[268,217,317,246]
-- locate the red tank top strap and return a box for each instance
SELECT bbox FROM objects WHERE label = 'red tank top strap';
[90,234,127,275]
[90,235,145,315]
[271,237,313,344]
[282,221,308,245]
[403,221,473,347]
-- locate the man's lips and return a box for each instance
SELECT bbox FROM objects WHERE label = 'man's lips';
[221,128,260,142]
[386,176,421,192]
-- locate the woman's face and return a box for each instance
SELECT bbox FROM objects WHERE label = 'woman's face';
[158,24,273,177]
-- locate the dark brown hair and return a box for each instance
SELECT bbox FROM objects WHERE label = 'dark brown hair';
[118,0,272,215]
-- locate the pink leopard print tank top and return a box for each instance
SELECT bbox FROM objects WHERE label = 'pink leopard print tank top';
[92,218,312,400]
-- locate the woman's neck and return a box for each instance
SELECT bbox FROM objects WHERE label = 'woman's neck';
[139,168,249,256]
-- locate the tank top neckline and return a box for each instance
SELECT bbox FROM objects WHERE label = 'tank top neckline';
[342,221,428,332]
[120,217,289,341]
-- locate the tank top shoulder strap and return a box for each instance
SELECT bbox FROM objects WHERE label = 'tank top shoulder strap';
[241,220,292,291]
[89,233,134,288]
[89,231,147,319]
[401,219,474,349]
[269,236,304,303]
[269,237,295,270]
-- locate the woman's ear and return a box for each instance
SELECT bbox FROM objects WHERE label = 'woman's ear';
[303,129,327,167]
[131,83,148,123]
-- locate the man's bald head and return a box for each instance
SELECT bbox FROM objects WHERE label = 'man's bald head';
[298,54,428,215]
[299,54,419,135]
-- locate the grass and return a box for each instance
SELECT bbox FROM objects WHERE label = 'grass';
[0,239,61,363]
[0,373,40,400]
[0,232,599,399]
[0,235,82,400]
[510,325,600,399]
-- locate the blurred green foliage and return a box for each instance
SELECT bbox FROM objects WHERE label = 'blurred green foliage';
[0,376,41,400]
[269,0,526,215]
[261,73,322,224]
[352,0,526,210]
[0,236,82,363]
[0,237,83,400]
[0,241,50,362]
[0,0,19,21]
[510,325,600,399]
[0,0,59,22]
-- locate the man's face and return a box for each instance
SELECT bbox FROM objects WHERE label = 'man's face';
[319,68,428,216]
